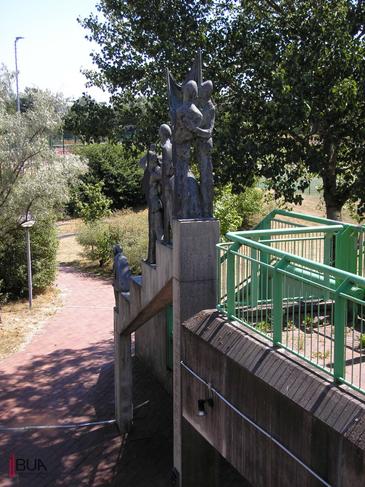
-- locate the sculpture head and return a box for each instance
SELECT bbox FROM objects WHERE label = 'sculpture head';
[182,80,198,103]
[199,80,213,103]
[113,245,123,257]
[159,124,172,143]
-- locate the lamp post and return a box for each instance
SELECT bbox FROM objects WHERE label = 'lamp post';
[15,37,24,113]
[21,219,35,308]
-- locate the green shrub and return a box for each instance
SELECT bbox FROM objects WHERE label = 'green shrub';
[74,181,112,224]
[213,182,265,238]
[76,222,124,267]
[76,209,148,273]
[0,219,58,303]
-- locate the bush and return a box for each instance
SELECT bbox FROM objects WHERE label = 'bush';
[73,143,145,211]
[0,218,58,303]
[213,183,265,238]
[76,209,148,274]
[74,181,112,224]
[76,222,125,267]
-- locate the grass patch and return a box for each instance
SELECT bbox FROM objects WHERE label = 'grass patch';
[0,287,62,361]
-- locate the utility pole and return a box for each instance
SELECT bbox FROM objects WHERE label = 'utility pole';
[15,36,24,113]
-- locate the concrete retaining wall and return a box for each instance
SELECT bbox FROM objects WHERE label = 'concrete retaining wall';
[135,242,173,395]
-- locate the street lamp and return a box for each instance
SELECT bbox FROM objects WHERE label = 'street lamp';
[21,218,35,308]
[15,37,24,113]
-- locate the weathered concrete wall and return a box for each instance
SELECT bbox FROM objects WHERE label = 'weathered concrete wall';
[135,310,172,394]
[172,218,220,486]
[135,241,173,395]
[182,310,365,487]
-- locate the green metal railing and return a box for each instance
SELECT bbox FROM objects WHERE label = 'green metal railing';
[217,214,365,396]
[255,209,365,276]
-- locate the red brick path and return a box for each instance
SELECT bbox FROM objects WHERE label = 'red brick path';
[0,266,248,487]
[0,267,174,486]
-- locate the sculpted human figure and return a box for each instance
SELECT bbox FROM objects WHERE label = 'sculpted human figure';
[112,245,131,309]
[173,80,203,219]
[159,124,174,245]
[195,80,215,218]
[138,144,163,264]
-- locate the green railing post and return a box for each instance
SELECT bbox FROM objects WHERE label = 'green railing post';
[336,226,358,275]
[227,246,236,319]
[216,247,222,305]
[259,219,271,301]
[324,232,332,267]
[251,246,258,307]
[273,257,289,347]
[334,278,352,382]
[323,231,334,300]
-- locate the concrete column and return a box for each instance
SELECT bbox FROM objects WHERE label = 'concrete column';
[114,307,133,433]
[172,218,220,486]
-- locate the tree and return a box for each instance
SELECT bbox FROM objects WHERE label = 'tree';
[78,0,227,154]
[0,67,87,313]
[0,67,87,241]
[80,0,365,221]
[221,0,365,221]
[63,93,150,148]
[73,143,145,210]
[63,94,116,143]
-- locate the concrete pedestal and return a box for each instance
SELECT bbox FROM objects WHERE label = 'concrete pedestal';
[172,218,220,487]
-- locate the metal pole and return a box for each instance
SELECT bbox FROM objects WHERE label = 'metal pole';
[25,227,33,308]
[15,37,24,113]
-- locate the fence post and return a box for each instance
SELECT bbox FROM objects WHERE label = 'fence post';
[334,278,352,382]
[336,226,358,275]
[273,257,290,347]
[251,246,258,307]
[227,243,238,320]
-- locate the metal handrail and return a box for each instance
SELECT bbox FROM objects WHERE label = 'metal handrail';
[217,218,365,396]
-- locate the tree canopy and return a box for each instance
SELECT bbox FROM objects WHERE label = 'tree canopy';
[72,143,145,210]
[63,94,116,143]
[0,66,88,306]
[63,94,147,144]
[80,0,365,220]
[0,65,87,240]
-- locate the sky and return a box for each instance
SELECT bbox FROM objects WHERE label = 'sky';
[0,0,110,103]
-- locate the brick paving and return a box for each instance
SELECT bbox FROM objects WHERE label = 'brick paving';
[0,266,248,487]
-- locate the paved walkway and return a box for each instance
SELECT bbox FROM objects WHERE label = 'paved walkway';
[0,267,248,486]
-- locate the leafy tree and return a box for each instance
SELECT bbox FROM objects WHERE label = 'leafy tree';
[0,67,87,312]
[0,64,16,114]
[80,0,365,221]
[63,94,147,144]
[63,94,116,143]
[78,0,226,155]
[73,143,145,210]
[221,0,365,221]
[0,68,87,241]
